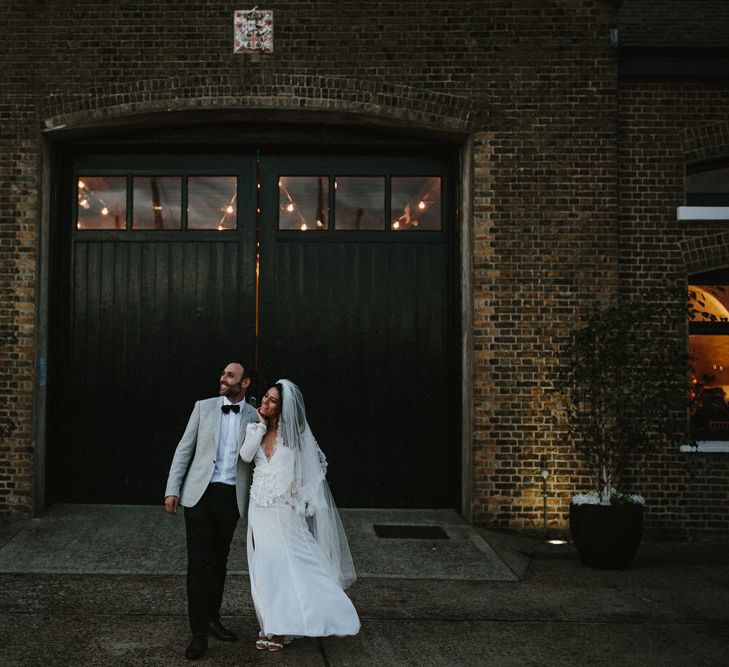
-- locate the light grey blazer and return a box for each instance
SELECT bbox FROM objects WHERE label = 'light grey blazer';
[164,396,259,517]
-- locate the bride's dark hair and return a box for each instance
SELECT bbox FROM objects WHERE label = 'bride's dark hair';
[261,382,283,409]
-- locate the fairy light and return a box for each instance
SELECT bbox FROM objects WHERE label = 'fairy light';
[77,177,115,229]
[392,178,440,230]
[279,178,318,230]
[216,191,237,230]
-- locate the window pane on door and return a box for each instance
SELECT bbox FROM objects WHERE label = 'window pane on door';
[132,176,182,230]
[391,176,441,231]
[279,176,329,230]
[77,176,126,230]
[335,176,385,230]
[188,176,238,230]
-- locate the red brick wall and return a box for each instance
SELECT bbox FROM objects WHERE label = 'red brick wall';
[7,1,728,540]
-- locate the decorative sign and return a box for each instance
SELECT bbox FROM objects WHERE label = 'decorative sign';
[234,8,273,53]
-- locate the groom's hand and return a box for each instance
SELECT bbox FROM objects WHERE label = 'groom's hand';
[165,495,179,515]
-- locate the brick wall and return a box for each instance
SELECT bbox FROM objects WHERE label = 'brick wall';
[618,80,729,539]
[5,1,727,539]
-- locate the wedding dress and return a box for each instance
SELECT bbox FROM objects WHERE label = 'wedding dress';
[239,380,359,639]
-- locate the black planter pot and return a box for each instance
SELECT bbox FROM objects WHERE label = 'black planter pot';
[569,502,644,569]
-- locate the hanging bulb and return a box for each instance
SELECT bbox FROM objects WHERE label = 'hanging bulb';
[392,221,400,230]
[287,203,294,212]
[418,200,426,210]
[226,205,234,214]
[300,223,308,231]
[79,198,90,209]
[316,219,323,227]
[101,207,109,216]
[78,180,86,190]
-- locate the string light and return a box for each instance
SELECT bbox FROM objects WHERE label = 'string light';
[391,178,440,231]
[279,178,324,230]
[216,190,237,230]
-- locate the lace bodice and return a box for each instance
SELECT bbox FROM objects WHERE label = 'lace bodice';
[240,422,296,508]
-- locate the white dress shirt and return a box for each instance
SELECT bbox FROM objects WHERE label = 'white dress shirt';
[210,398,243,485]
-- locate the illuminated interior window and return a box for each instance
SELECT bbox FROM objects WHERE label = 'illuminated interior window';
[689,275,729,441]
[278,176,329,231]
[391,176,441,231]
[76,176,126,230]
[132,176,182,230]
[188,176,238,230]
[334,176,385,230]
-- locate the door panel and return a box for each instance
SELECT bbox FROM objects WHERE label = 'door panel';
[258,153,458,508]
[48,153,256,504]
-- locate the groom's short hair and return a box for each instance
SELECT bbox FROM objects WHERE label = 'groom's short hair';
[233,359,256,385]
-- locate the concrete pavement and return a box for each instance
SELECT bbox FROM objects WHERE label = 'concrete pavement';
[0,506,728,666]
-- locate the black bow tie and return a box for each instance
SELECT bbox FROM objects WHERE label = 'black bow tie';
[221,404,240,414]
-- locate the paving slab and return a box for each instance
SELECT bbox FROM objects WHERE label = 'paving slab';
[0,505,517,581]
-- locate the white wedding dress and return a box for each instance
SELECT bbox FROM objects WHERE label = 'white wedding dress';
[240,421,360,639]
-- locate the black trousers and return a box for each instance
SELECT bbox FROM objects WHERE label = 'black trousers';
[183,483,239,636]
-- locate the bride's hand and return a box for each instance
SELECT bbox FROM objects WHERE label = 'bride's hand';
[256,408,268,427]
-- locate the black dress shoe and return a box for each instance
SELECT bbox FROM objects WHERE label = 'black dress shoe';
[185,634,208,660]
[208,618,238,642]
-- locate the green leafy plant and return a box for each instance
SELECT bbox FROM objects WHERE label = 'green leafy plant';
[556,289,690,503]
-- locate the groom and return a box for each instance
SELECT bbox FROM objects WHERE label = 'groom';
[164,361,258,661]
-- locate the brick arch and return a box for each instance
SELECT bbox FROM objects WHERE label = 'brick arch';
[38,73,476,134]
[680,233,729,275]
[683,121,729,166]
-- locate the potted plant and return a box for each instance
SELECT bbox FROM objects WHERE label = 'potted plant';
[555,289,690,569]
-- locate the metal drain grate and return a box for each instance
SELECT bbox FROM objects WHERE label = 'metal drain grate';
[373,524,449,539]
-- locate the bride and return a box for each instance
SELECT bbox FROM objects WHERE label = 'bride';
[239,379,360,652]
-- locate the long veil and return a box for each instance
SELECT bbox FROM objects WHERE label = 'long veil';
[277,379,357,589]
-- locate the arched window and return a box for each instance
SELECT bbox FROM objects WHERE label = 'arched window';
[678,161,729,220]
[686,163,729,206]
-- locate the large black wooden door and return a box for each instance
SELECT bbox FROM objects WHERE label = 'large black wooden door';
[48,141,459,508]
[48,152,257,504]
[258,153,459,508]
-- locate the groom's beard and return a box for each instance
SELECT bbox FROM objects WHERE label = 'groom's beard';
[221,381,243,399]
